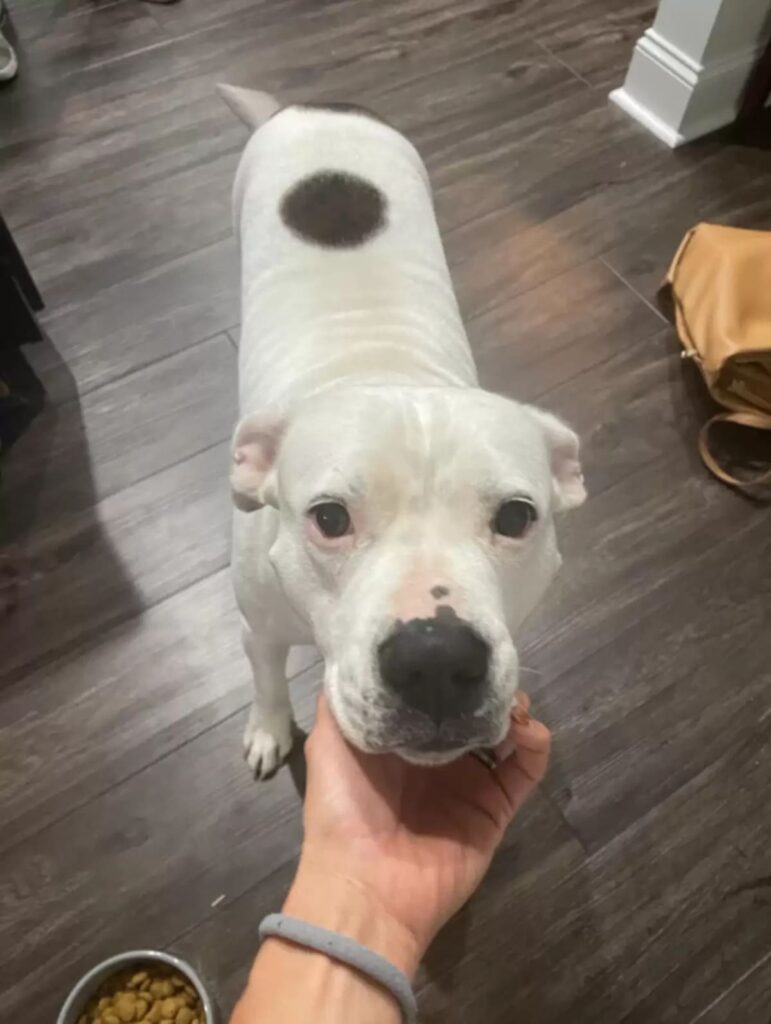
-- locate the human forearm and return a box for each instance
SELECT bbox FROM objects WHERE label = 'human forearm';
[230,862,421,1024]
[232,940,402,1024]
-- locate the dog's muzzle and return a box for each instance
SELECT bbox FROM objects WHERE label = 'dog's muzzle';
[376,610,491,747]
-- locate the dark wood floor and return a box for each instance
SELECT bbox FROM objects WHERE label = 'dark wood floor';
[2,2,770,1021]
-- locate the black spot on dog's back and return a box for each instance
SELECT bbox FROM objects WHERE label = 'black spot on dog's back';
[431,585,450,599]
[280,171,386,249]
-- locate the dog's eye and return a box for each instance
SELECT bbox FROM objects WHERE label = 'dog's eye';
[493,499,537,539]
[310,501,352,539]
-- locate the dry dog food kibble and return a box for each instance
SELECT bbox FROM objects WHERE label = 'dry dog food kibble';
[77,964,204,1024]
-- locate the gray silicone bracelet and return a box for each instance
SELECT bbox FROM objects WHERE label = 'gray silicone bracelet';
[259,913,418,1023]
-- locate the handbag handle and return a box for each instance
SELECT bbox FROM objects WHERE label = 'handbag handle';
[698,410,771,496]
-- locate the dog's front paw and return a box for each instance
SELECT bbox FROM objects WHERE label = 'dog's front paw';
[243,707,294,781]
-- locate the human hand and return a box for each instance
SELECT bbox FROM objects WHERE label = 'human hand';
[284,692,551,976]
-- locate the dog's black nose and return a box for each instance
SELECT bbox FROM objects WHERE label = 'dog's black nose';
[377,609,490,722]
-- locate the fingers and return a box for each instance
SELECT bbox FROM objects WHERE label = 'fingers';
[494,690,531,761]
[308,691,364,765]
[306,691,336,759]
[515,690,531,714]
[314,690,332,724]
[494,713,551,817]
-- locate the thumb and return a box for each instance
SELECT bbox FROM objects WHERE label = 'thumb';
[494,715,551,817]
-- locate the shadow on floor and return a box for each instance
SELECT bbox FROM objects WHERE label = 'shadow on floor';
[0,334,139,680]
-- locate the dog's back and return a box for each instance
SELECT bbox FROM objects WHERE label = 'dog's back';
[222,90,478,413]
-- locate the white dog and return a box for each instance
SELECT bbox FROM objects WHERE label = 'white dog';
[219,85,586,779]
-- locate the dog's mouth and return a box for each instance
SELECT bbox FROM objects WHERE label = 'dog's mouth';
[352,705,507,760]
[366,728,503,765]
[325,654,514,760]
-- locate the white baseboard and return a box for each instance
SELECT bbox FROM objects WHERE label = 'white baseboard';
[610,86,686,147]
[610,27,767,148]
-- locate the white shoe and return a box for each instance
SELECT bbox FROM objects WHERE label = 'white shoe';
[0,28,17,81]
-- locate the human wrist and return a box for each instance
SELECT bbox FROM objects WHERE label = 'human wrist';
[241,933,402,1024]
[282,855,424,979]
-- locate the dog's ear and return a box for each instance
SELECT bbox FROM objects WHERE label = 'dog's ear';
[529,407,586,511]
[230,411,286,512]
[216,84,280,129]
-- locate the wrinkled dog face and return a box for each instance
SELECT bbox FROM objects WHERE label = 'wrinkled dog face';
[232,386,585,763]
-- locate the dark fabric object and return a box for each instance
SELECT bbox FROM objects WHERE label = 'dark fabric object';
[0,345,45,453]
[0,273,44,349]
[0,214,43,323]
[0,214,46,451]
[739,35,771,120]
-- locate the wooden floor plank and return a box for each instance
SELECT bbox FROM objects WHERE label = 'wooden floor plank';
[470,257,665,403]
[27,240,240,400]
[446,135,754,319]
[691,952,771,1024]
[7,148,238,313]
[533,516,771,848]
[539,1,655,89]
[5,0,164,85]
[522,448,766,680]
[147,0,625,55]
[0,657,323,1024]
[0,563,318,854]
[415,723,771,1024]
[0,443,232,681]
[603,160,771,306]
[0,89,246,235]
[3,334,236,534]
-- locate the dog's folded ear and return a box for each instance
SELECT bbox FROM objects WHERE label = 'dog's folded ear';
[529,407,586,511]
[230,411,286,512]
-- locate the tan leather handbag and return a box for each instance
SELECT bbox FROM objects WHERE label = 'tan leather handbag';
[659,223,771,496]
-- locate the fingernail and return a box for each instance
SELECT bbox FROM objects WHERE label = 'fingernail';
[513,706,530,726]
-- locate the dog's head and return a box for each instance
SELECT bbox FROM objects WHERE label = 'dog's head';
[232,386,584,762]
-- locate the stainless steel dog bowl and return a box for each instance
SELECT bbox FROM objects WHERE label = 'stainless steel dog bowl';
[56,949,216,1024]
